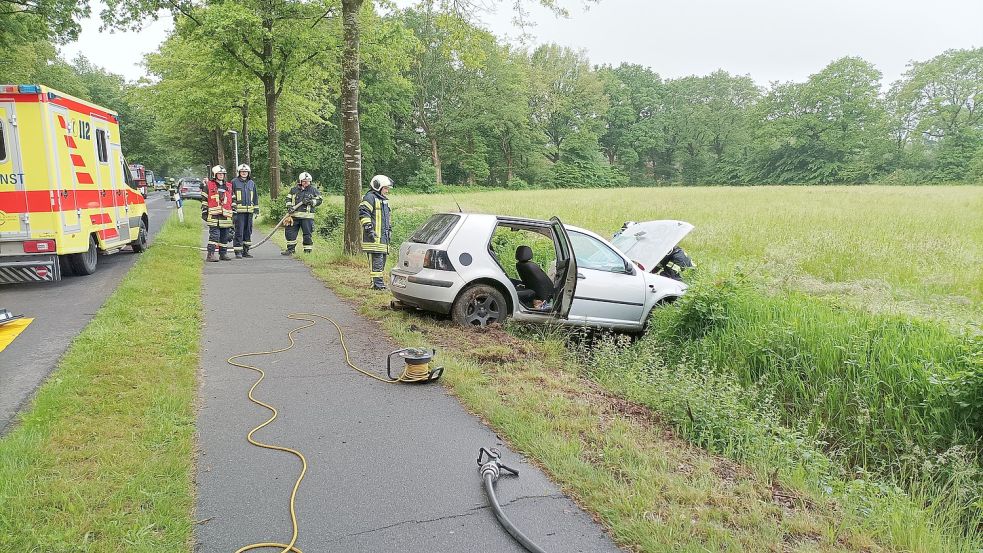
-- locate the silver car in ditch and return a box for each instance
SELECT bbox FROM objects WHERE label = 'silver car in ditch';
[389,213,693,332]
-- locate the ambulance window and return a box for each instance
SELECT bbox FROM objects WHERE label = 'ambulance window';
[122,158,136,189]
[0,120,6,163]
[95,129,108,163]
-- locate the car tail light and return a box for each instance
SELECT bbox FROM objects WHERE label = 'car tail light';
[181,187,189,192]
[24,240,55,253]
[423,249,455,271]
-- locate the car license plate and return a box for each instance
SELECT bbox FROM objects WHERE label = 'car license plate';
[391,274,407,288]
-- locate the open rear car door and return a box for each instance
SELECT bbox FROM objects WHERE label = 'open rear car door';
[550,216,578,318]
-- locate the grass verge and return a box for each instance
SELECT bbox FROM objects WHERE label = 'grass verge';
[267,222,981,552]
[0,206,202,552]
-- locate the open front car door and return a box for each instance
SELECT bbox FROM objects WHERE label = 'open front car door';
[550,216,578,318]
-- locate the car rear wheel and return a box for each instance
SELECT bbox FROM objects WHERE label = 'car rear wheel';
[452,284,507,327]
[69,235,98,275]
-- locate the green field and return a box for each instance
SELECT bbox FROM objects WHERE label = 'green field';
[364,185,983,322]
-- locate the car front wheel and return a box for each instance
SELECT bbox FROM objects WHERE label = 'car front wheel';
[452,284,507,327]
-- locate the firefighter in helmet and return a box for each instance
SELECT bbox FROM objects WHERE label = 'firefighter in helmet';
[281,172,322,255]
[232,163,259,258]
[201,165,236,262]
[359,175,393,290]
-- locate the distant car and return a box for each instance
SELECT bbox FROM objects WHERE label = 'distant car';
[389,213,692,333]
[153,179,167,191]
[178,178,204,200]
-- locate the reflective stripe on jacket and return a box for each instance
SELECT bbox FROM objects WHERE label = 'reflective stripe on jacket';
[285,184,322,219]
[232,176,259,213]
[359,190,391,253]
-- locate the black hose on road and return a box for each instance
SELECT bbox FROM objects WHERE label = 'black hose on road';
[477,448,549,553]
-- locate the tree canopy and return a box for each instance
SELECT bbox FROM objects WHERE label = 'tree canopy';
[2,3,980,190]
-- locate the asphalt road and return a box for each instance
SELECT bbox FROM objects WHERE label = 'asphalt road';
[0,192,175,434]
[196,238,623,552]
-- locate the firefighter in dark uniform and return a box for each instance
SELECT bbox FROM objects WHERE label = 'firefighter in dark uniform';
[359,175,393,290]
[202,165,236,262]
[232,163,259,258]
[281,172,322,255]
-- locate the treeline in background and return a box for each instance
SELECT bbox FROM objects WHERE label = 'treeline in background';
[2,4,982,191]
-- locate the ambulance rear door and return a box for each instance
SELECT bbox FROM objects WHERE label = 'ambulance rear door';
[48,104,82,233]
[0,101,29,241]
[93,118,127,240]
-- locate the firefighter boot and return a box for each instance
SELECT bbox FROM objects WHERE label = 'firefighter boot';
[220,252,233,261]
[206,251,218,263]
[371,277,387,290]
[234,251,242,259]
[242,245,253,258]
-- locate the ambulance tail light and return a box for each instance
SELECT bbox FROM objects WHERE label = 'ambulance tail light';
[24,240,56,253]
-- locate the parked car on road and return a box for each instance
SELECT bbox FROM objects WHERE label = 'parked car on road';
[178,178,204,200]
[389,213,692,332]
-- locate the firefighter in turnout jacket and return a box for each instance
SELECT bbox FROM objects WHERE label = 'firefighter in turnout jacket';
[232,164,260,258]
[359,175,393,290]
[202,165,236,262]
[281,172,322,255]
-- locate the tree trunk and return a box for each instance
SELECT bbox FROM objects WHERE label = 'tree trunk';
[430,137,443,186]
[342,0,365,255]
[263,79,281,199]
[215,129,227,168]
[242,90,251,166]
[505,145,514,182]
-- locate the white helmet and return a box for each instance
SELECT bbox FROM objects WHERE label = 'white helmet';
[212,165,226,176]
[298,172,313,183]
[370,174,393,192]
[237,164,251,173]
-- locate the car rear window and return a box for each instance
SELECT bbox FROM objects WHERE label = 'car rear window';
[409,214,461,245]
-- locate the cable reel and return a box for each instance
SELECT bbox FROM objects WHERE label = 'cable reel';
[387,347,444,382]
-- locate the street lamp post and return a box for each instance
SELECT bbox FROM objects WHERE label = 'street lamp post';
[227,130,239,169]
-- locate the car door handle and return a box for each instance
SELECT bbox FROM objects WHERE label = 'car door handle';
[577,272,586,279]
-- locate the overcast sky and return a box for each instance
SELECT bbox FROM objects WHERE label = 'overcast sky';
[61,0,983,87]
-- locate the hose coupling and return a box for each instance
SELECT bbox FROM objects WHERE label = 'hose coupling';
[477,447,519,483]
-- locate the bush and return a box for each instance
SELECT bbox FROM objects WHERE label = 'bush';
[405,161,438,194]
[541,159,629,189]
[505,176,531,190]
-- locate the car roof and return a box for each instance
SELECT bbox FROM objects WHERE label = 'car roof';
[438,213,600,236]
[438,212,551,226]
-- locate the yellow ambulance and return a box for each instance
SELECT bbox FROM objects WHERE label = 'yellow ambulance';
[0,84,149,283]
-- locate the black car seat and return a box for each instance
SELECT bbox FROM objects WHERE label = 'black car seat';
[515,246,553,304]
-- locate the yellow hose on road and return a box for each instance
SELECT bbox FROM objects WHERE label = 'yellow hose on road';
[226,313,436,552]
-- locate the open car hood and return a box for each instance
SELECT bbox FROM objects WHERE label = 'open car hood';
[611,220,694,270]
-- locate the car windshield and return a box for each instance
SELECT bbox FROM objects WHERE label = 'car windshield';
[409,214,460,245]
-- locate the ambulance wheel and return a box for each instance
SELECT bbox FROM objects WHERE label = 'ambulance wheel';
[69,236,98,276]
[131,220,148,253]
[58,255,74,277]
